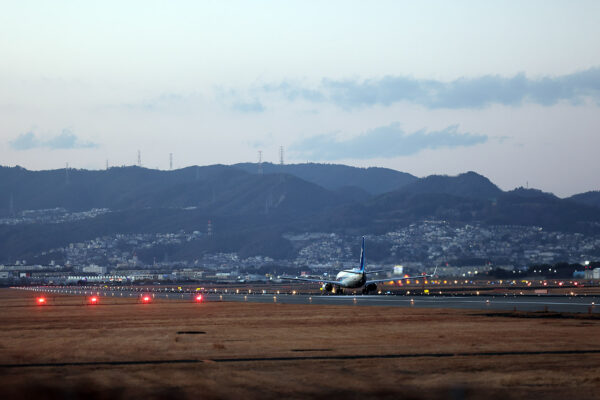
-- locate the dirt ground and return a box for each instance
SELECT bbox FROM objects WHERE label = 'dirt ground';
[1,288,599,400]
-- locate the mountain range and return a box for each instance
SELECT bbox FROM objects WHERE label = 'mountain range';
[0,163,598,262]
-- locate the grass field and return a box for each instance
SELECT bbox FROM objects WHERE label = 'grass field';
[1,288,599,399]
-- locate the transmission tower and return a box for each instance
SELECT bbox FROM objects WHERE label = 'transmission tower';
[258,150,263,175]
[65,162,70,185]
[279,146,284,165]
[137,150,141,167]
[169,153,173,170]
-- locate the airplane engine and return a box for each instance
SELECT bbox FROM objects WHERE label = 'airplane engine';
[363,283,377,294]
[322,283,333,292]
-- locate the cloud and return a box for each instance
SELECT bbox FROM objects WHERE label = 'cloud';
[9,129,98,150]
[290,123,487,160]
[9,132,39,151]
[139,93,187,111]
[214,86,266,113]
[256,68,600,110]
[262,81,326,102]
[231,99,265,113]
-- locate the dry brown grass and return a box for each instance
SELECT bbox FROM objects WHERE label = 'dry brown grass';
[1,288,599,399]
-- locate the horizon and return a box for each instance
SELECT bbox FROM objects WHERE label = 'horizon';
[2,161,593,199]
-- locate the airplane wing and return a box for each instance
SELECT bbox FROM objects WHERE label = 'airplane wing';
[365,277,402,285]
[365,273,434,286]
[280,276,341,286]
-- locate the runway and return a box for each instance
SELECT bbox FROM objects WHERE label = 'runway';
[20,286,600,313]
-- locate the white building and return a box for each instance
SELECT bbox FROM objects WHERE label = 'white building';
[82,265,107,274]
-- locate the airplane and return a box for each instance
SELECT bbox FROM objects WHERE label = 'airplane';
[281,236,436,294]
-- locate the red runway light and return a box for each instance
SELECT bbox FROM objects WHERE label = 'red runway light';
[89,296,98,304]
[37,297,46,305]
[195,294,203,302]
[142,295,151,303]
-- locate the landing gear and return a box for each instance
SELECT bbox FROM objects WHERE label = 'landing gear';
[363,283,377,295]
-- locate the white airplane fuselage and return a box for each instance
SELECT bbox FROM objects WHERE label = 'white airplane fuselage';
[335,269,366,289]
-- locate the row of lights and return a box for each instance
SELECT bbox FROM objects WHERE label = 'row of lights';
[35,293,203,306]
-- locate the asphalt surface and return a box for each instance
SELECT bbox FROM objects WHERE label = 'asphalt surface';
[17,286,600,313]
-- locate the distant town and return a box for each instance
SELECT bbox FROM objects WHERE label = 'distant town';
[1,208,599,285]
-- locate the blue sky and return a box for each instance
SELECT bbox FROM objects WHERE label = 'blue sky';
[1,1,599,196]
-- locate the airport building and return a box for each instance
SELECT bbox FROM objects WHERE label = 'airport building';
[82,265,108,274]
[584,268,600,280]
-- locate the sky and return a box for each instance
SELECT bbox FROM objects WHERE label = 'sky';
[1,0,599,197]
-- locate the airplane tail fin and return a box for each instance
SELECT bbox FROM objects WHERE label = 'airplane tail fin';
[424,266,438,278]
[359,236,366,272]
